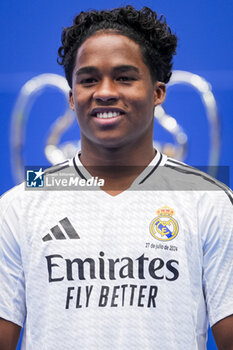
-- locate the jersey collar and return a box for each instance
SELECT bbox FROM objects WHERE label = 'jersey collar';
[73,149,166,187]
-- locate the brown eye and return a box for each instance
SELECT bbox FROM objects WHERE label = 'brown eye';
[79,78,97,84]
[117,76,133,81]
[117,76,137,83]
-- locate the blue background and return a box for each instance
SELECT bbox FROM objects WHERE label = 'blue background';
[1,1,233,349]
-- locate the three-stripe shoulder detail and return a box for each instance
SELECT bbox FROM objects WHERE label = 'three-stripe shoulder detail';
[45,160,70,175]
[165,158,233,205]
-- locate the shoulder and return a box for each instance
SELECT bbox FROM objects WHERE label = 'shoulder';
[0,159,73,216]
[0,183,25,213]
[44,159,72,175]
[160,156,233,205]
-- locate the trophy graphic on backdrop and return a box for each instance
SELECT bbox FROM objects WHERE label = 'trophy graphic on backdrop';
[10,71,220,184]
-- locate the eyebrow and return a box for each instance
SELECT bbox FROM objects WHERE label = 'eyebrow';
[75,65,140,76]
[114,65,140,74]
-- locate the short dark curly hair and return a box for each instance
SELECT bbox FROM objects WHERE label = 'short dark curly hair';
[58,5,177,88]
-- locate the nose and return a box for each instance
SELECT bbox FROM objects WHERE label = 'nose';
[93,78,119,102]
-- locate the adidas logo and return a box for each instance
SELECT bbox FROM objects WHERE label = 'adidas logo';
[43,217,80,242]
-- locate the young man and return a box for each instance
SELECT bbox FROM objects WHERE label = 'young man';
[0,5,233,350]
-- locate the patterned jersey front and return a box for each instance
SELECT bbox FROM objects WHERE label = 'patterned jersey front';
[0,151,233,350]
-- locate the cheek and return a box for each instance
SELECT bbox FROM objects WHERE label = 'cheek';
[127,88,154,112]
[130,81,154,101]
[73,89,90,110]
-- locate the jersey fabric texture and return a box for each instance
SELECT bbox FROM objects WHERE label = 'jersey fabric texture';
[0,151,233,350]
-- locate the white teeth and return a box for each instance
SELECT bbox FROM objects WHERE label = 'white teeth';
[96,111,121,119]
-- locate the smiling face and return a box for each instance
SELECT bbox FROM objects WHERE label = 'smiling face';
[69,31,166,153]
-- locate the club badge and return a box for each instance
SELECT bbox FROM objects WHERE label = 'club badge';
[149,206,179,241]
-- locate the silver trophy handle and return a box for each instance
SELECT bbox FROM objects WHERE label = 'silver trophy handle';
[168,71,220,173]
[10,74,74,183]
[153,71,220,176]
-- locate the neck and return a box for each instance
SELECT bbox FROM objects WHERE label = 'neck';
[81,148,156,167]
[80,139,155,168]
[78,139,156,195]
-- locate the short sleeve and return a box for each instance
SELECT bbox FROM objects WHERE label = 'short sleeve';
[199,190,233,327]
[0,189,26,327]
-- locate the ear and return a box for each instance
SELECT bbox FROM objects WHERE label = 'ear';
[153,81,166,107]
[69,90,75,111]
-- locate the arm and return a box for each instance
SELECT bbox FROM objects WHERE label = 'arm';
[212,315,233,350]
[199,191,233,349]
[0,318,21,350]
[0,191,26,349]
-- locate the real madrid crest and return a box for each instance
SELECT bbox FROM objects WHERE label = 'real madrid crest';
[149,206,179,241]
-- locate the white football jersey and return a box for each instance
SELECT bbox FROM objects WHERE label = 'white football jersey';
[0,151,233,350]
